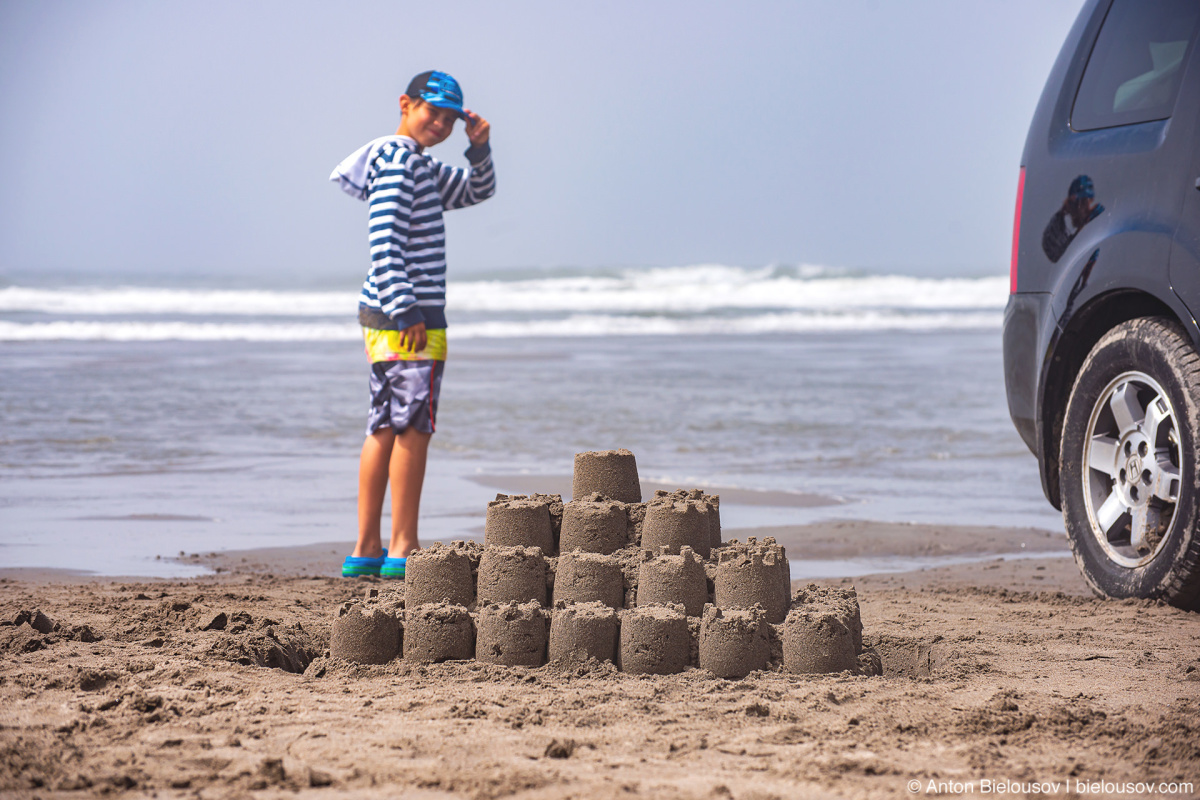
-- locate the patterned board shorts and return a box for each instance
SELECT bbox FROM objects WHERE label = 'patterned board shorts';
[366,359,444,436]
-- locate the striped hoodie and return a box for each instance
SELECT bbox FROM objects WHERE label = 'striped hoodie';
[330,135,495,330]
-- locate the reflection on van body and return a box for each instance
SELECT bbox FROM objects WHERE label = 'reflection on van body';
[1041,175,1104,263]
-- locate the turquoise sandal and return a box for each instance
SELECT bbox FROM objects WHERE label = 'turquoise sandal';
[342,548,388,577]
[381,557,407,579]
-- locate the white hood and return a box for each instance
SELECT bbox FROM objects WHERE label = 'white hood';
[329,136,417,201]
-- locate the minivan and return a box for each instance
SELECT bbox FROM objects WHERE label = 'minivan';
[1004,0,1200,608]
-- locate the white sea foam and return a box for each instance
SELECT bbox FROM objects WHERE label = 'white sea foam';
[0,311,1000,341]
[0,287,355,316]
[451,311,1002,338]
[0,265,1006,316]
[0,321,360,342]
[0,265,1007,340]
[451,265,1007,313]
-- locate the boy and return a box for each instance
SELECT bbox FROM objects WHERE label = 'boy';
[330,70,495,578]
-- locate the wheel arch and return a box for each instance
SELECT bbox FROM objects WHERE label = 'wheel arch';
[1038,290,1185,509]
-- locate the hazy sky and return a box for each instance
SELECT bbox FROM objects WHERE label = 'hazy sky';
[0,1,1085,285]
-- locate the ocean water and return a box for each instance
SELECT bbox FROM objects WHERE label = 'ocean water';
[0,265,1060,576]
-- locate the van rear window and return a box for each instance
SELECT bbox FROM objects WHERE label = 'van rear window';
[1071,0,1200,131]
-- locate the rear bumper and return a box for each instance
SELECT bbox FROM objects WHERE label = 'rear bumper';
[1002,293,1050,457]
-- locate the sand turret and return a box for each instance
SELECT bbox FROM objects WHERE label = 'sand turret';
[548,602,619,664]
[636,546,708,617]
[476,545,547,606]
[405,543,475,609]
[572,449,641,503]
[485,498,556,554]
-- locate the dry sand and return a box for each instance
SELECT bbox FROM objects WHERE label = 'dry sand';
[3,520,1199,799]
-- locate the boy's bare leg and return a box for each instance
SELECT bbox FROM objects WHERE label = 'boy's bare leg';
[353,429,395,558]
[388,427,432,559]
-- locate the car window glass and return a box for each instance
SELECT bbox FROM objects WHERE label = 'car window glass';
[1071,0,1200,131]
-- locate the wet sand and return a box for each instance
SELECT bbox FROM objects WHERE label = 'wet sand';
[2,517,1199,799]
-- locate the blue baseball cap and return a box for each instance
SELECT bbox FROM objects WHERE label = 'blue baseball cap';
[406,70,467,119]
[1068,175,1096,200]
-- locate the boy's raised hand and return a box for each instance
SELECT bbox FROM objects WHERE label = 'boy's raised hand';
[464,110,490,147]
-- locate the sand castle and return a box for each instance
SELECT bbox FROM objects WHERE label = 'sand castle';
[331,448,878,678]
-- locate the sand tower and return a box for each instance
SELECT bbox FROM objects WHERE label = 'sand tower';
[476,601,548,667]
[572,449,641,503]
[476,545,547,606]
[405,543,475,609]
[641,499,714,558]
[636,546,708,617]
[485,498,556,554]
[559,498,628,554]
[713,538,790,623]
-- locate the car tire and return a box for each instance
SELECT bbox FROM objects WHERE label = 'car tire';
[1059,316,1200,609]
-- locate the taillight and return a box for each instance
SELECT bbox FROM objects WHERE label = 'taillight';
[1011,166,1025,294]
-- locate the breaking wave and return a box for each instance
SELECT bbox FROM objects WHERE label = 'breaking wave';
[0,264,1007,341]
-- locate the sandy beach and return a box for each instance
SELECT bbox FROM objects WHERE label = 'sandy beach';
[3,510,1199,800]
[5,1,1170,796]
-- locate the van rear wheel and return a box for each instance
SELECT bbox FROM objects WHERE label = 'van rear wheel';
[1059,317,1200,609]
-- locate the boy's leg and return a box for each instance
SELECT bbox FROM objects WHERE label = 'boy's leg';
[353,428,395,558]
[387,426,432,558]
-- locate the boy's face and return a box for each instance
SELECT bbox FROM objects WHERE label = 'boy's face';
[399,96,459,148]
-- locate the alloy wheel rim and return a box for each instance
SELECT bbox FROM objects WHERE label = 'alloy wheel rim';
[1082,370,1182,568]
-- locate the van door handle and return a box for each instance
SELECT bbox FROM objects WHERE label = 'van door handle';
[1196,177,1200,190]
